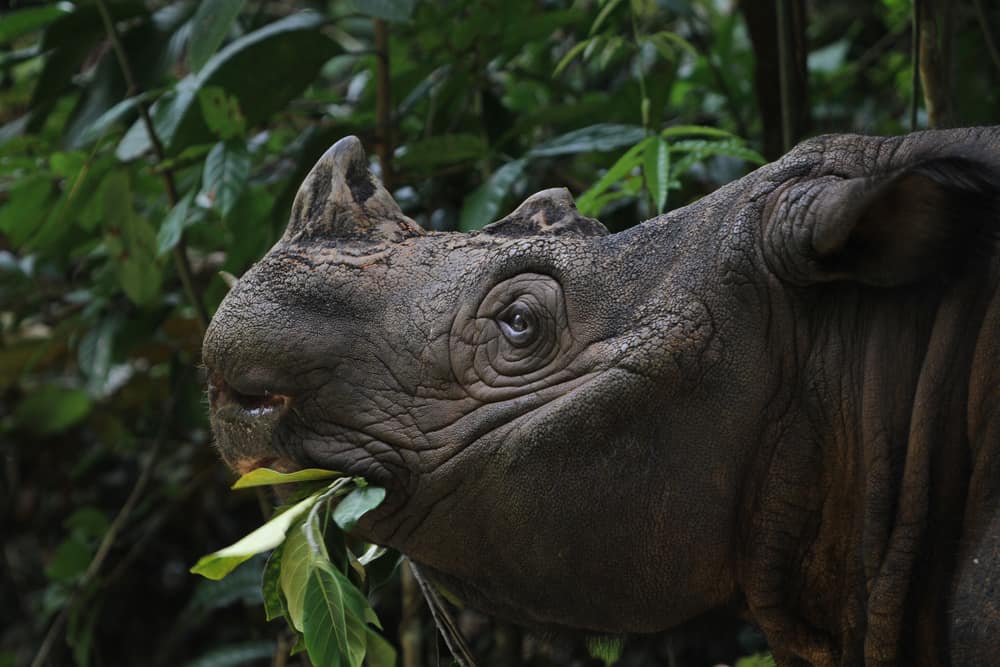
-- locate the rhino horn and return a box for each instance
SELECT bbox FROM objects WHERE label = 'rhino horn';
[284,136,424,244]
[481,187,608,238]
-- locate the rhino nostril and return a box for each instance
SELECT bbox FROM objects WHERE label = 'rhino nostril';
[209,371,291,416]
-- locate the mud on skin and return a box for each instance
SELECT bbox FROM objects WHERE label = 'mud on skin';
[203,128,1000,666]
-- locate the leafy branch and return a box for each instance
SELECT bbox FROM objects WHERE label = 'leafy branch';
[94,0,210,332]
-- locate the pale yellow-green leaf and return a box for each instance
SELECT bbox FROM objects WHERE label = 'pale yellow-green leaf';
[231,467,342,489]
[190,492,319,580]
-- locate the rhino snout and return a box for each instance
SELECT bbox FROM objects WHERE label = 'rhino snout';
[206,368,296,475]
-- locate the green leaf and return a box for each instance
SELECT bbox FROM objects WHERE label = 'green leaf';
[13,386,92,435]
[156,191,195,256]
[190,491,320,580]
[261,548,287,622]
[198,86,247,140]
[0,174,55,247]
[233,467,343,489]
[184,641,275,667]
[364,628,397,667]
[350,0,417,22]
[188,0,247,72]
[0,4,73,44]
[45,537,93,582]
[65,507,110,540]
[302,562,371,667]
[576,137,651,215]
[643,136,670,214]
[202,140,250,219]
[118,254,163,306]
[75,92,155,148]
[553,39,592,77]
[527,123,647,157]
[660,124,736,139]
[190,557,264,611]
[118,13,338,157]
[586,636,624,666]
[394,134,486,173]
[116,79,201,161]
[278,520,313,632]
[590,0,627,35]
[332,486,386,532]
[459,158,527,232]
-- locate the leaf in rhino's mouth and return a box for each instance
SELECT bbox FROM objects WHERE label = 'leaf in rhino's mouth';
[190,468,397,666]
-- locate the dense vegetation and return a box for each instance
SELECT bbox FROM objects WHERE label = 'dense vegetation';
[1,0,997,665]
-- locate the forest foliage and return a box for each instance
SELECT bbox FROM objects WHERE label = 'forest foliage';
[1,0,998,666]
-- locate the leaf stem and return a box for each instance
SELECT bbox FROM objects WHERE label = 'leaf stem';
[94,0,210,333]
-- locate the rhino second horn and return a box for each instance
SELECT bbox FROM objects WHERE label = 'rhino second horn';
[284,135,424,244]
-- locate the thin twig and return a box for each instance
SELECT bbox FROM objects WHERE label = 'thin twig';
[30,414,170,667]
[374,19,394,191]
[408,561,477,667]
[94,0,210,332]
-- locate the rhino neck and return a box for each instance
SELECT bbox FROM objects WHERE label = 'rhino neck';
[738,264,999,667]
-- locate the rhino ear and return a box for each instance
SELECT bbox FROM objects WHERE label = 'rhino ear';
[285,136,424,245]
[777,156,1000,286]
[481,188,608,238]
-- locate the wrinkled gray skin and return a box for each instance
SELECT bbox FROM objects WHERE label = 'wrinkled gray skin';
[203,127,1000,667]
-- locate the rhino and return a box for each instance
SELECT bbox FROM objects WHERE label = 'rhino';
[202,127,1000,666]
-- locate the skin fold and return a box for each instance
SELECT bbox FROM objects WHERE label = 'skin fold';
[202,128,1000,666]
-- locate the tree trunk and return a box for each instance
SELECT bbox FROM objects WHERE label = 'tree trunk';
[918,0,956,128]
[740,0,810,160]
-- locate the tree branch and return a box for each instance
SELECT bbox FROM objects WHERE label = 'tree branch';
[95,0,210,332]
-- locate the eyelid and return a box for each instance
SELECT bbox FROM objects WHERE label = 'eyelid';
[497,302,535,345]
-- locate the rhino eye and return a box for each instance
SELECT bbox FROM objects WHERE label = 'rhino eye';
[498,302,535,345]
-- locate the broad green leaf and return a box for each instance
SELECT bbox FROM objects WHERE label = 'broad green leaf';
[643,136,670,214]
[527,123,647,157]
[188,0,247,72]
[184,641,275,667]
[13,386,92,435]
[198,86,247,140]
[118,13,338,157]
[332,486,386,532]
[459,158,527,232]
[0,4,73,44]
[278,519,314,632]
[233,467,343,489]
[350,0,417,22]
[156,191,195,256]
[302,562,371,667]
[190,491,320,580]
[394,134,486,172]
[202,140,250,219]
[364,628,397,667]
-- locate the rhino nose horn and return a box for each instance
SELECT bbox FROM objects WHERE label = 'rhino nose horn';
[284,135,424,244]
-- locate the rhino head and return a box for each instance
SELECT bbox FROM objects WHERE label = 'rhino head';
[203,129,1000,663]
